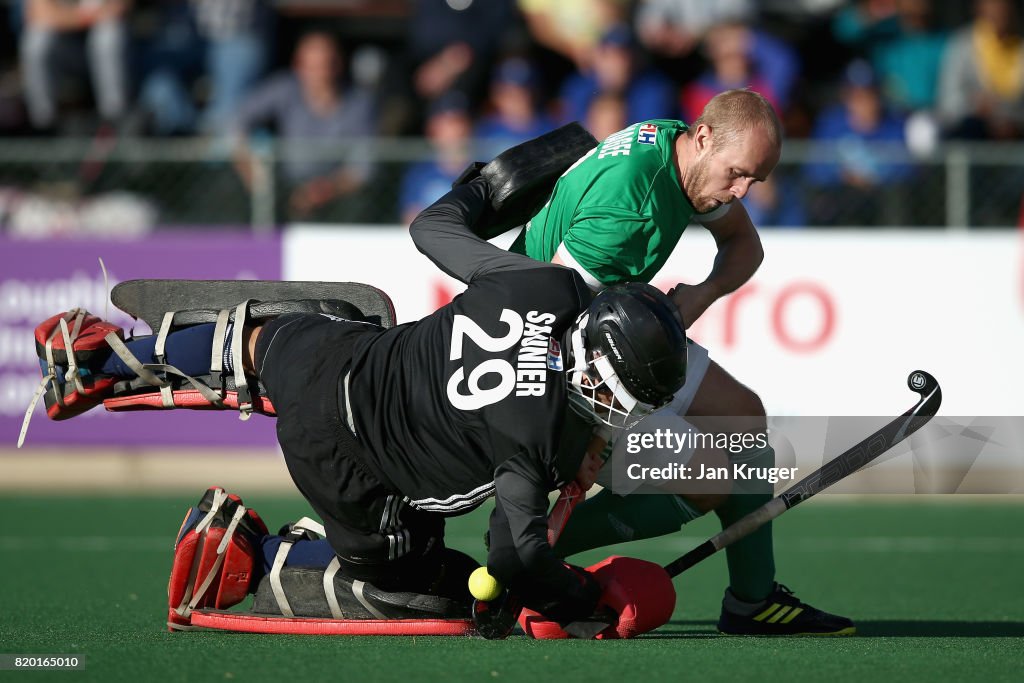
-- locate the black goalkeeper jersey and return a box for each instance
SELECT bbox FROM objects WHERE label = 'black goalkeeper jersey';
[348,265,589,512]
[334,178,599,609]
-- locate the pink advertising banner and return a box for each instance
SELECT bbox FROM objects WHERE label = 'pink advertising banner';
[1,233,282,447]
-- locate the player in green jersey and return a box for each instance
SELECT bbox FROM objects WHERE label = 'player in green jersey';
[511,89,855,636]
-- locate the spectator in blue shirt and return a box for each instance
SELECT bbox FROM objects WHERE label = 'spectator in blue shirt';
[558,24,676,124]
[680,21,790,123]
[804,60,912,225]
[475,57,557,158]
[583,92,628,141]
[231,31,377,222]
[833,0,948,113]
[743,176,807,228]
[400,91,474,225]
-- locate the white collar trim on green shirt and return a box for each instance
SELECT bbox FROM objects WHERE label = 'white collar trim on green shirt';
[555,243,606,292]
[694,201,732,224]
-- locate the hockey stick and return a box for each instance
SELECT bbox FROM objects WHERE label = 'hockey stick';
[554,370,941,638]
[546,480,587,546]
[546,429,612,544]
[661,370,941,579]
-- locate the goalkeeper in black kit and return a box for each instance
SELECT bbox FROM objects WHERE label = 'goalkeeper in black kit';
[32,176,688,631]
[253,177,686,622]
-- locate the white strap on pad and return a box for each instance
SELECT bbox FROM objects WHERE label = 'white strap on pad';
[268,517,326,618]
[231,301,254,421]
[323,557,345,619]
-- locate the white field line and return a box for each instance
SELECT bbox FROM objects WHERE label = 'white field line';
[0,536,172,552]
[1,535,1023,553]
[661,535,1024,553]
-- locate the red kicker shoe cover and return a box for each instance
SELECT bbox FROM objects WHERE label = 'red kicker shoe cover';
[167,490,268,631]
[34,310,123,420]
[35,311,122,363]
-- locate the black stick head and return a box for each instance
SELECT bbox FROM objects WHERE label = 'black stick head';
[907,370,938,397]
[472,593,521,640]
[894,370,941,443]
[906,370,941,418]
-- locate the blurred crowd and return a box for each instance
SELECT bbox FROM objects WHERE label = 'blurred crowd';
[1,0,1023,228]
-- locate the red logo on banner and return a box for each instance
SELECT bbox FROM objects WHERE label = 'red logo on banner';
[660,279,836,354]
[771,282,835,352]
[434,281,454,310]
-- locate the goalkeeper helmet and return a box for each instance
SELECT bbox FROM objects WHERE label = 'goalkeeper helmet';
[566,283,687,429]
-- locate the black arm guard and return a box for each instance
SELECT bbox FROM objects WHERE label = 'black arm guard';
[454,123,598,240]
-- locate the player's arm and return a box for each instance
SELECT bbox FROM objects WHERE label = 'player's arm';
[485,460,601,622]
[670,201,764,327]
[409,178,559,284]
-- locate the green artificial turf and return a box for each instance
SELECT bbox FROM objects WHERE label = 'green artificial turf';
[1,495,1021,682]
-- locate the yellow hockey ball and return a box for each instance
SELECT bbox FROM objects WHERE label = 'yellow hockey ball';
[468,566,503,601]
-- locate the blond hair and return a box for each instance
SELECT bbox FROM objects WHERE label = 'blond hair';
[691,89,782,152]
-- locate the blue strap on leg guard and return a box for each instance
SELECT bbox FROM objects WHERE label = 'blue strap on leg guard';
[101,322,232,378]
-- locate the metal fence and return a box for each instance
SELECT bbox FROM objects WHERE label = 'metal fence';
[0,137,1021,235]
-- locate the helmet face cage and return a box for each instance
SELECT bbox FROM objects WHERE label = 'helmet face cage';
[566,312,660,430]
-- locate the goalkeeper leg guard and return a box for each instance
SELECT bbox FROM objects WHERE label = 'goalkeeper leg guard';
[251,518,472,620]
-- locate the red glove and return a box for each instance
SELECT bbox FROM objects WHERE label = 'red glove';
[518,556,676,639]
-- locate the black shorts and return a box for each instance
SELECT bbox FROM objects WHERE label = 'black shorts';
[255,313,446,590]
